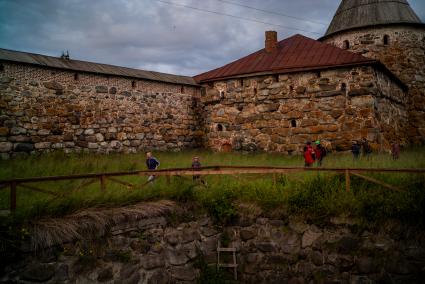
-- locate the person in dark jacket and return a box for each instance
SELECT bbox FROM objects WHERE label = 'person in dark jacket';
[314,140,326,166]
[352,141,361,160]
[146,152,160,182]
[192,156,202,182]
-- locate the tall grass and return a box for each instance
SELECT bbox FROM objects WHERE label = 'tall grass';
[0,148,424,225]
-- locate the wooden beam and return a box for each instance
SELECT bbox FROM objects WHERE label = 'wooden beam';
[106,176,134,188]
[351,172,403,192]
[18,183,60,197]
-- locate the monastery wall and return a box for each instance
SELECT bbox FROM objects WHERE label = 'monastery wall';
[200,66,408,153]
[322,25,425,144]
[0,62,203,159]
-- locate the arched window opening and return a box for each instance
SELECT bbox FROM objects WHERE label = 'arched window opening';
[343,40,350,50]
[341,83,347,92]
[131,80,136,88]
[291,119,297,128]
[74,73,79,81]
[217,124,223,131]
[383,35,390,45]
[219,91,225,99]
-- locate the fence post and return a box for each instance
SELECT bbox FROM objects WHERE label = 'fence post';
[10,182,16,211]
[345,170,350,192]
[100,175,106,192]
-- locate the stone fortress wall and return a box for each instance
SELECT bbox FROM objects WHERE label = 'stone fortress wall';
[0,62,203,159]
[200,65,408,153]
[321,25,425,144]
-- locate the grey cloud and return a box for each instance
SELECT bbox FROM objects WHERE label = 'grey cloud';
[0,0,423,76]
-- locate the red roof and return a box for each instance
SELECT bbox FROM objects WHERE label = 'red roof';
[194,34,376,83]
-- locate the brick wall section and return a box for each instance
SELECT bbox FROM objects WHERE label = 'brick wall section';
[0,62,203,158]
[200,66,408,153]
[322,26,425,143]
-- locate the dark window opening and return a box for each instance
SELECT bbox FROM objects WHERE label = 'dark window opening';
[181,86,185,93]
[131,80,136,88]
[341,83,347,92]
[274,75,279,82]
[316,71,321,78]
[343,40,350,49]
[291,119,297,127]
[254,87,257,94]
[383,35,390,45]
[74,73,79,81]
[239,79,244,87]
[289,85,294,91]
[237,105,243,111]
[219,91,225,99]
[201,87,206,96]
[51,71,56,75]
[0,64,4,72]
[217,124,223,131]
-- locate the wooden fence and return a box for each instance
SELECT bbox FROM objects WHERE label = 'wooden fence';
[1,165,424,212]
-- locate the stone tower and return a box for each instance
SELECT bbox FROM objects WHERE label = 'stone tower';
[320,0,425,144]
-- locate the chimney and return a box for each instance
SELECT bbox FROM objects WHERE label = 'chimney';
[265,31,277,53]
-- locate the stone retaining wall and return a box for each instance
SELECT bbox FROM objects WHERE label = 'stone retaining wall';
[2,207,425,283]
[0,62,203,158]
[200,66,408,153]
[322,25,425,144]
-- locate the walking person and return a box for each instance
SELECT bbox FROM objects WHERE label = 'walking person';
[146,152,160,183]
[314,140,326,166]
[391,142,400,160]
[351,141,361,160]
[304,141,315,167]
[361,138,372,158]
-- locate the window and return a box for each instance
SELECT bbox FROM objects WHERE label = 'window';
[0,64,4,72]
[217,124,223,131]
[219,91,225,99]
[316,71,321,78]
[341,83,347,92]
[239,79,244,87]
[291,120,297,127]
[254,87,257,94]
[74,73,79,81]
[181,86,185,94]
[343,40,350,49]
[131,80,136,88]
[201,87,206,96]
[274,75,279,82]
[289,85,294,91]
[383,35,390,45]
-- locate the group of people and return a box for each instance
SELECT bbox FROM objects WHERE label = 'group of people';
[303,140,327,167]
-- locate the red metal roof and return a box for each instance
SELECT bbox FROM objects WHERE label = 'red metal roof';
[194,34,377,83]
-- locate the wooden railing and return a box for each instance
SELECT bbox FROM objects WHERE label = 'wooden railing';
[1,165,424,212]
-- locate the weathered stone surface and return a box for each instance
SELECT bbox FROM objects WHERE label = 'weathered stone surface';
[21,263,55,282]
[302,227,323,248]
[14,143,34,152]
[240,228,256,241]
[165,248,189,265]
[170,266,197,281]
[0,142,12,152]
[96,85,108,93]
[43,81,63,90]
[141,254,165,270]
[97,265,113,282]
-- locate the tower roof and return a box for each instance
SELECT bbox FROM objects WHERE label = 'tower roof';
[323,0,424,38]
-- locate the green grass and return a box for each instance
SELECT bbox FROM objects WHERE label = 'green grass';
[0,148,424,226]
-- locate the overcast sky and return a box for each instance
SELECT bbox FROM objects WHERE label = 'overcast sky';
[0,0,424,76]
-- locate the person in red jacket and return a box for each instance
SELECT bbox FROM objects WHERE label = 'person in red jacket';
[304,141,315,167]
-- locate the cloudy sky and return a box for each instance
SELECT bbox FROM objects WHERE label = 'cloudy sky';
[0,0,424,76]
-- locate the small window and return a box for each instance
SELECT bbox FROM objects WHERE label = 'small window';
[74,73,79,81]
[239,79,244,87]
[343,40,350,49]
[0,64,4,72]
[219,91,225,99]
[316,71,321,78]
[254,87,257,94]
[274,75,279,82]
[291,120,297,127]
[217,124,223,131]
[289,85,294,91]
[341,83,347,92]
[383,35,390,45]
[131,80,136,88]
[181,86,185,94]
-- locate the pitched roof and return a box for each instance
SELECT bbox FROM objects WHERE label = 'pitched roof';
[0,48,198,86]
[194,34,376,83]
[322,0,424,38]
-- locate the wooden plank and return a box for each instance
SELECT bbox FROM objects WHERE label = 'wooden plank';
[351,172,403,192]
[18,183,60,197]
[100,175,106,192]
[106,176,134,188]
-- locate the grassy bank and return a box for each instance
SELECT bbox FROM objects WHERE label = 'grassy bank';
[0,148,424,226]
